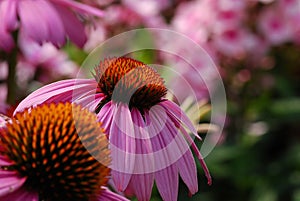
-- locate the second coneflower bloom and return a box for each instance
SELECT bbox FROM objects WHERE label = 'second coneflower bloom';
[0,103,128,201]
[14,57,212,201]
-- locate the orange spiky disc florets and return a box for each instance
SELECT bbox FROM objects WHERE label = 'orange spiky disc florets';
[94,57,167,111]
[0,103,110,201]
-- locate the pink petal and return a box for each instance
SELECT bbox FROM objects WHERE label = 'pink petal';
[0,186,38,201]
[14,79,97,114]
[0,170,17,178]
[153,112,198,193]
[0,175,26,197]
[126,174,154,201]
[146,117,183,200]
[18,0,65,46]
[147,108,199,199]
[52,3,87,47]
[53,0,105,17]
[77,93,105,112]
[154,165,179,201]
[176,151,198,195]
[148,108,191,160]
[110,103,136,191]
[0,0,18,31]
[159,101,200,138]
[0,155,13,166]
[0,29,14,52]
[125,109,154,201]
[97,101,114,132]
[98,187,129,201]
[179,125,212,185]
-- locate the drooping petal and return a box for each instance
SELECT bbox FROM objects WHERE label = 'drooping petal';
[179,125,212,185]
[98,187,129,201]
[176,151,198,195]
[126,174,153,201]
[0,186,38,201]
[14,79,98,114]
[0,0,18,31]
[154,165,179,201]
[147,105,199,200]
[0,175,26,197]
[52,3,87,47]
[53,0,105,17]
[18,0,65,46]
[159,100,200,138]
[148,106,192,167]
[125,109,154,201]
[109,103,136,191]
[97,101,115,132]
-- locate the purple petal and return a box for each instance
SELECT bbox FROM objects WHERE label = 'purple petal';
[98,187,129,201]
[51,3,87,47]
[53,0,104,17]
[0,0,18,31]
[0,175,26,196]
[110,103,136,191]
[148,108,191,160]
[14,79,98,115]
[0,29,14,52]
[125,109,154,201]
[0,186,38,201]
[18,0,65,46]
[77,93,105,112]
[176,151,198,195]
[154,165,179,201]
[159,101,200,138]
[179,125,212,185]
[126,174,154,201]
[147,107,200,199]
[0,156,13,166]
[97,101,114,132]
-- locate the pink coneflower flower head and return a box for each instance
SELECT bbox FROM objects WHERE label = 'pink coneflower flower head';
[14,57,212,201]
[0,102,128,201]
[0,0,104,52]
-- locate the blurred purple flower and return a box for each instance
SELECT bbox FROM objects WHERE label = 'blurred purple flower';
[258,5,293,45]
[17,41,79,84]
[14,57,212,201]
[0,0,104,52]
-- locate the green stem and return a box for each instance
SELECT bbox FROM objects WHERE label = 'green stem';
[6,47,18,105]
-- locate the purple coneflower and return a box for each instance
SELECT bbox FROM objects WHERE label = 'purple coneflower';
[14,57,212,201]
[0,0,104,52]
[0,103,128,201]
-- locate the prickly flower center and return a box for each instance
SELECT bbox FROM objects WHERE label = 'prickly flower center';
[0,103,110,201]
[94,57,167,111]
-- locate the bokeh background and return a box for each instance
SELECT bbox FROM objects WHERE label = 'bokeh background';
[1,0,300,200]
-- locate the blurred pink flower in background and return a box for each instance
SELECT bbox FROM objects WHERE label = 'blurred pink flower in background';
[0,0,104,52]
[258,6,292,45]
[14,57,212,201]
[171,0,215,44]
[212,27,255,58]
[17,41,79,84]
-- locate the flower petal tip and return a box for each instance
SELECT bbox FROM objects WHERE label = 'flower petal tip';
[207,177,212,186]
